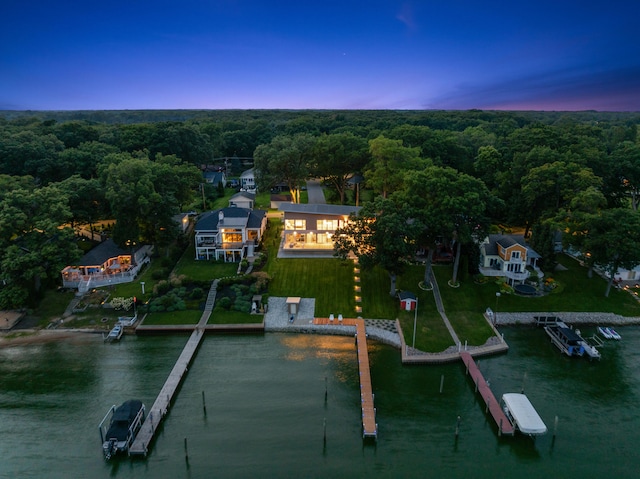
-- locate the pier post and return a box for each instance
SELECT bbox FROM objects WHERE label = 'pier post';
[323,417,327,445]
[455,416,461,437]
[553,415,558,437]
[521,372,527,394]
[202,391,207,416]
[486,397,490,414]
[439,375,444,394]
[184,437,189,461]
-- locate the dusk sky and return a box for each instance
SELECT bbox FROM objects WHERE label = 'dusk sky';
[2,1,640,111]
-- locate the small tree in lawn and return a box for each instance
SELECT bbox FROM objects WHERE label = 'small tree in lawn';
[333,196,420,297]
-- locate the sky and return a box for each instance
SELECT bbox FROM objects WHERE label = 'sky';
[2,0,640,111]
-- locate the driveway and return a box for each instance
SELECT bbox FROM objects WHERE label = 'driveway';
[305,179,326,204]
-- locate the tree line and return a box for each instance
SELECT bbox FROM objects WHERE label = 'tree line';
[0,109,639,308]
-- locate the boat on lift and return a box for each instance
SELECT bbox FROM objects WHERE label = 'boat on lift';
[104,324,123,342]
[598,326,613,339]
[501,393,547,436]
[99,399,145,459]
[607,327,621,340]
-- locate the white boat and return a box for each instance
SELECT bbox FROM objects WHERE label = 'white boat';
[105,324,123,342]
[598,326,613,339]
[502,393,547,436]
[606,327,621,340]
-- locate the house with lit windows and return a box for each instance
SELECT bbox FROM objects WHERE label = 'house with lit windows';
[194,207,267,262]
[479,234,541,284]
[278,203,360,257]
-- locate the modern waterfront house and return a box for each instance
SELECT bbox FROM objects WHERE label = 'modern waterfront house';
[278,203,360,257]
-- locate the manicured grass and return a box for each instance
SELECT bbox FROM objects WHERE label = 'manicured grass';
[141,310,202,325]
[173,242,239,281]
[210,309,261,324]
[35,289,76,323]
[395,265,456,352]
[359,266,397,319]
[268,258,355,317]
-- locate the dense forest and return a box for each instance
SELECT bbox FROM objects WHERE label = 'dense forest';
[1,109,640,308]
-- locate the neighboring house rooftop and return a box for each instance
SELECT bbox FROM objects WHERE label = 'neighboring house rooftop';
[195,207,265,231]
[483,234,528,256]
[75,239,130,266]
[279,203,361,216]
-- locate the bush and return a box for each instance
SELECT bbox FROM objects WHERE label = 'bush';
[189,287,204,300]
[154,280,171,295]
[152,268,169,280]
[217,297,232,310]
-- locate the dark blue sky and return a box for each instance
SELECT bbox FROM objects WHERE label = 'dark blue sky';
[2,0,639,111]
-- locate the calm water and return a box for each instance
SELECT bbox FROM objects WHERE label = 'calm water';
[1,326,639,479]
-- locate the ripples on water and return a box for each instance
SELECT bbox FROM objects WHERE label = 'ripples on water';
[0,328,639,478]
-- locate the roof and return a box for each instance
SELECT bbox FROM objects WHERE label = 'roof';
[203,171,225,183]
[230,191,256,201]
[76,239,130,266]
[279,203,361,216]
[240,168,255,178]
[195,207,266,231]
[398,291,417,301]
[484,234,537,256]
[502,393,547,435]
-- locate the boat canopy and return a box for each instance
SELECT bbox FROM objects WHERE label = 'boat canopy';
[502,393,547,435]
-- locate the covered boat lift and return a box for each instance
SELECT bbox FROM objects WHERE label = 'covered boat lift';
[501,393,547,436]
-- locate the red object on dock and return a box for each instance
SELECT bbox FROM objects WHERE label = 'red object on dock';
[459,351,514,436]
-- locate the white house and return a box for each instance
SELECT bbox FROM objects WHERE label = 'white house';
[239,168,256,191]
[194,207,267,262]
[228,191,255,210]
[479,234,541,284]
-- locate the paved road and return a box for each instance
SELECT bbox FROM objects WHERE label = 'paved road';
[305,179,326,204]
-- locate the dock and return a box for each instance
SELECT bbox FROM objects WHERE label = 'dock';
[314,317,378,440]
[459,351,514,436]
[129,281,218,456]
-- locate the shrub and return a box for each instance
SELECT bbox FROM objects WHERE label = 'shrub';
[189,287,204,300]
[152,268,169,280]
[217,297,232,310]
[154,280,171,295]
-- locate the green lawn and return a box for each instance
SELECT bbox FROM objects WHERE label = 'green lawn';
[173,242,239,281]
[141,310,202,325]
[268,258,355,317]
[209,309,261,324]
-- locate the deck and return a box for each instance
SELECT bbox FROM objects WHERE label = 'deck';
[129,281,218,456]
[313,317,378,440]
[459,351,514,436]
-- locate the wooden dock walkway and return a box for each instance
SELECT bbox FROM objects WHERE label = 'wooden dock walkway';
[129,280,218,456]
[313,317,378,440]
[459,351,514,436]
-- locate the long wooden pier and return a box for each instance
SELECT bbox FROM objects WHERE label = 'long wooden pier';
[129,282,218,456]
[459,351,514,436]
[314,317,378,440]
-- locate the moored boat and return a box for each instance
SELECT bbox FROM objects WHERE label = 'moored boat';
[105,324,123,342]
[502,393,547,436]
[543,321,600,359]
[598,326,613,339]
[606,327,621,340]
[99,399,145,459]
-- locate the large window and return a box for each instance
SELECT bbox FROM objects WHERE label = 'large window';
[317,219,344,231]
[285,219,306,230]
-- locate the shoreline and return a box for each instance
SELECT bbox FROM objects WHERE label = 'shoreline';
[3,310,640,349]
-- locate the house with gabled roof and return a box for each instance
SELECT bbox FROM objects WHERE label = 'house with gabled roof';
[61,239,151,292]
[479,234,541,284]
[228,191,255,210]
[194,207,267,262]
